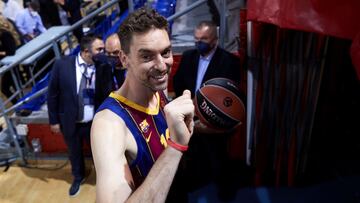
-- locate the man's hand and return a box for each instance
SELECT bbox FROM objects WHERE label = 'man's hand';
[194,120,230,134]
[164,90,194,146]
[50,124,61,134]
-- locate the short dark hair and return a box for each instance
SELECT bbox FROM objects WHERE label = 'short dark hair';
[118,7,169,54]
[80,34,102,52]
[27,0,40,12]
[196,21,218,39]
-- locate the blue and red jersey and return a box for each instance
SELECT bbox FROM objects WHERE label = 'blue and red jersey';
[96,91,169,186]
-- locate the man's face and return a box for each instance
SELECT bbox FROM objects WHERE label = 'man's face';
[121,28,173,92]
[85,38,104,64]
[105,36,121,68]
[105,36,121,57]
[194,25,217,47]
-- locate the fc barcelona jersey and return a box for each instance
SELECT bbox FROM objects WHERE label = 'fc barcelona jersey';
[96,91,169,186]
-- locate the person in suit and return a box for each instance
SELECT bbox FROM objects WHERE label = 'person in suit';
[47,34,104,197]
[172,20,242,200]
[173,21,241,97]
[94,33,126,111]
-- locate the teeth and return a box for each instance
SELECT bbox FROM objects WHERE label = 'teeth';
[154,75,164,79]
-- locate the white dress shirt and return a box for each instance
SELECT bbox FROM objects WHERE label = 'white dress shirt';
[76,54,96,122]
[195,48,216,92]
[15,8,46,36]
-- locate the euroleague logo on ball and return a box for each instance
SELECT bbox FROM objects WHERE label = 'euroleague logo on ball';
[223,97,233,107]
[195,77,245,130]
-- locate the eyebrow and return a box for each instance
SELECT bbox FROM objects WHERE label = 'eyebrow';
[138,45,172,55]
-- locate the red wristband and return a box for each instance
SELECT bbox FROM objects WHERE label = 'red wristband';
[167,139,188,152]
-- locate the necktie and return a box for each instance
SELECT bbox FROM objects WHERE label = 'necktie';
[77,65,88,121]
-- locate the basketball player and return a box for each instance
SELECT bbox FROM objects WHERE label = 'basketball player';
[90,8,194,202]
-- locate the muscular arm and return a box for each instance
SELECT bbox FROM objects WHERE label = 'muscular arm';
[91,110,133,203]
[127,147,182,203]
[91,90,194,203]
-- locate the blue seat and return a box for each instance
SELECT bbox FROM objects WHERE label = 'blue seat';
[15,72,50,112]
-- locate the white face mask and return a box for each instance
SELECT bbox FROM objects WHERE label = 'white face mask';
[30,11,37,16]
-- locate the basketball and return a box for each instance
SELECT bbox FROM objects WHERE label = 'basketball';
[194,78,245,130]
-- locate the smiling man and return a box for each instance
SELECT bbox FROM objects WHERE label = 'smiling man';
[91,7,195,203]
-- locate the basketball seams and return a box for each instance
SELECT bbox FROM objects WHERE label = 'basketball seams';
[204,77,243,99]
[195,93,238,129]
[198,88,241,122]
[201,85,245,119]
[195,78,245,130]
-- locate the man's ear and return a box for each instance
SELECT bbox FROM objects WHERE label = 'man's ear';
[119,50,128,68]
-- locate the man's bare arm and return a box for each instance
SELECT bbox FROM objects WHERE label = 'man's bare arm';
[92,90,194,202]
[91,110,134,203]
[127,90,194,202]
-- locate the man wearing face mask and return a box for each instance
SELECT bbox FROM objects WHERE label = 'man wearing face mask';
[93,33,126,111]
[173,20,240,97]
[47,34,104,197]
[15,0,46,42]
[172,20,241,200]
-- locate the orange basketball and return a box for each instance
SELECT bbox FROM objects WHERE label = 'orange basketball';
[194,78,245,130]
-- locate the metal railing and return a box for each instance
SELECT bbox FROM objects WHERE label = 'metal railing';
[0,0,234,164]
[0,0,120,164]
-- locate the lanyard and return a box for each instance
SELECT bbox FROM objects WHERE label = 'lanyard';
[77,56,95,87]
[83,69,95,87]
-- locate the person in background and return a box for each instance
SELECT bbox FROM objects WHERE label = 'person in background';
[38,0,62,28]
[91,7,195,202]
[2,0,22,22]
[0,28,16,59]
[0,14,22,48]
[47,34,104,197]
[94,33,126,111]
[15,0,46,42]
[53,0,83,42]
[172,20,242,200]
[0,14,22,104]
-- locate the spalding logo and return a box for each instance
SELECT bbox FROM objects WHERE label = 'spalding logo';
[223,97,233,107]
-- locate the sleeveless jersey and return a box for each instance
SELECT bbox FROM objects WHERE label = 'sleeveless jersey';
[96,91,169,186]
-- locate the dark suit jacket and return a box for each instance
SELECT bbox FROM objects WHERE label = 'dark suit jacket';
[47,55,79,138]
[171,47,242,193]
[173,47,241,98]
[94,62,125,111]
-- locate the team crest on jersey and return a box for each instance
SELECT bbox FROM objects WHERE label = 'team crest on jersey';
[139,119,150,133]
